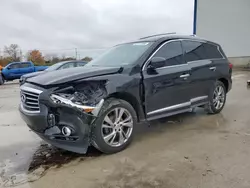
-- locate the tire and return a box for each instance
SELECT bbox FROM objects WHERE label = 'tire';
[91,98,137,154]
[205,80,227,114]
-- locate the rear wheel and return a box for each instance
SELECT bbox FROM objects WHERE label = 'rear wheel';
[205,80,226,114]
[91,98,137,154]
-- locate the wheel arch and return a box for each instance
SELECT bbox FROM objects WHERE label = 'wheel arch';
[218,78,229,92]
[107,92,145,122]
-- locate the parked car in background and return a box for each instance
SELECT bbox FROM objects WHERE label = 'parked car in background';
[19,60,87,85]
[19,34,232,154]
[0,61,48,85]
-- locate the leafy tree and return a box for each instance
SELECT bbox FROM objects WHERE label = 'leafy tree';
[27,50,45,65]
[0,57,12,67]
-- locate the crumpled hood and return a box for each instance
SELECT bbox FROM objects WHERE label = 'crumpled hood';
[27,66,121,86]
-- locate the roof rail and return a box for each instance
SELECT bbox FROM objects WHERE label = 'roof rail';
[139,32,177,40]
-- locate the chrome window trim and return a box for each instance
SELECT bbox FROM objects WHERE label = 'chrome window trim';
[142,38,225,71]
[180,38,225,60]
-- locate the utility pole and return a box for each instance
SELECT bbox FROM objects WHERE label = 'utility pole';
[75,48,78,60]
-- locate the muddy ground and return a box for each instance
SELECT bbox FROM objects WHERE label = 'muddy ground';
[0,71,250,188]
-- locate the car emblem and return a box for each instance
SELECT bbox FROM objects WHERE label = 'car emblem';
[21,93,26,103]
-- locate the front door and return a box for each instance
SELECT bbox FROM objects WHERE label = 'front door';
[8,63,21,79]
[142,40,192,120]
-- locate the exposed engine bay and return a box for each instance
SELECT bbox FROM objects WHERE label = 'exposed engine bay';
[50,81,107,116]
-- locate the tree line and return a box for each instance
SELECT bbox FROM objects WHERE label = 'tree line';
[0,44,93,67]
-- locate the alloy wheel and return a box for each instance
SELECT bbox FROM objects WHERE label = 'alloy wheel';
[213,85,225,110]
[101,107,133,147]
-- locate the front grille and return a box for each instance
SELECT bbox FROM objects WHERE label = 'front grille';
[20,86,42,113]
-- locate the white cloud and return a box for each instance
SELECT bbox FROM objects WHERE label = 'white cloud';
[0,0,194,58]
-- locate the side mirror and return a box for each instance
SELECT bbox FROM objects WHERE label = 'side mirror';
[150,57,166,69]
[7,67,11,70]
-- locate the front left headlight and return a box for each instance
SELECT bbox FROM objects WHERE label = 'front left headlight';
[50,93,104,116]
[50,81,107,116]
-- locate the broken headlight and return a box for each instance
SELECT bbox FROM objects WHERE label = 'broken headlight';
[50,81,107,115]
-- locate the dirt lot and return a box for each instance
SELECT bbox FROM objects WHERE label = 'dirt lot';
[1,72,250,188]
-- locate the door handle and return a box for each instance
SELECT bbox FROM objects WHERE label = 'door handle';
[180,74,190,78]
[209,67,216,71]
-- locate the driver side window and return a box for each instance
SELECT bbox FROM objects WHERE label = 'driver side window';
[153,41,184,67]
[9,64,20,69]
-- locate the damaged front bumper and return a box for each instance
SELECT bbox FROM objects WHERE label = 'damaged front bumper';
[19,85,104,154]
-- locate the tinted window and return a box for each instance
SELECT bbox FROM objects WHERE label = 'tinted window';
[182,41,207,62]
[153,41,183,67]
[9,64,20,69]
[76,62,86,67]
[204,43,223,59]
[58,63,75,70]
[182,41,223,62]
[20,62,31,68]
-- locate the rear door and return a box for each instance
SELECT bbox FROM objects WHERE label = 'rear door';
[142,40,193,120]
[181,40,225,106]
[20,62,33,76]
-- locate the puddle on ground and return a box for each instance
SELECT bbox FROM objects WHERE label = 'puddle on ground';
[0,143,102,187]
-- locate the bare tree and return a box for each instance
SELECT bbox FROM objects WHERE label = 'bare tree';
[4,44,21,62]
[81,56,93,62]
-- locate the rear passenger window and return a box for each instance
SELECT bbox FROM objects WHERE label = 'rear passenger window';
[182,41,223,62]
[182,41,206,62]
[153,41,184,67]
[21,63,31,68]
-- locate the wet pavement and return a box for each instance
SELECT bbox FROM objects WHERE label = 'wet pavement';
[1,72,250,188]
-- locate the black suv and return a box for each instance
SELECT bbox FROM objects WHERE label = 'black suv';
[19,34,232,154]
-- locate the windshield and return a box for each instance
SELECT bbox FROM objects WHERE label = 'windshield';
[45,62,65,71]
[86,42,152,67]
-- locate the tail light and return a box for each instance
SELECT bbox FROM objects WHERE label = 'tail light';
[229,62,233,74]
[229,62,233,69]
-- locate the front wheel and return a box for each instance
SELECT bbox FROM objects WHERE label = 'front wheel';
[205,80,227,114]
[91,98,137,154]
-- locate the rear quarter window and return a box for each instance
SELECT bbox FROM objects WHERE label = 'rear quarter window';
[182,40,223,62]
[203,43,224,59]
